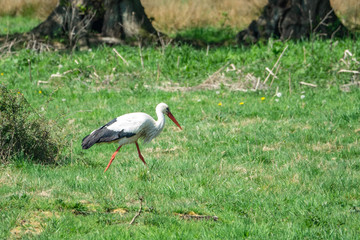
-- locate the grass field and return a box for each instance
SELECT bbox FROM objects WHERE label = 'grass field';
[1,16,360,239]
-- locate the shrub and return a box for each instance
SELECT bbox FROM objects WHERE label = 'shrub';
[0,85,64,164]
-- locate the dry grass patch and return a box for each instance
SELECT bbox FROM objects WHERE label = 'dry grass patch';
[238,117,263,127]
[34,189,52,198]
[142,0,267,32]
[155,64,266,92]
[221,164,248,175]
[78,200,101,212]
[112,208,128,214]
[311,142,342,152]
[291,173,300,184]
[331,0,360,31]
[0,0,57,19]
[145,146,180,154]
[10,211,59,239]
[0,169,23,187]
[175,211,218,221]
[144,146,181,159]
[262,145,276,152]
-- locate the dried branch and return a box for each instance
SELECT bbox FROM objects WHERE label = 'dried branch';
[313,10,334,34]
[263,45,288,84]
[338,70,360,74]
[300,81,318,87]
[129,195,143,225]
[61,3,96,51]
[270,63,281,87]
[113,48,130,66]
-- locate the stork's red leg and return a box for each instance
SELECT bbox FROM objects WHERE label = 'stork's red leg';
[104,145,122,172]
[135,141,147,165]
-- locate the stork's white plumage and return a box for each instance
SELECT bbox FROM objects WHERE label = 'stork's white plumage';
[81,103,182,172]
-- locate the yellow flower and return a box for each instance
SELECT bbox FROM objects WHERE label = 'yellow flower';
[218,102,222,106]
[261,97,265,101]
[39,90,42,94]
[17,91,20,94]
[1,73,3,76]
[239,102,244,105]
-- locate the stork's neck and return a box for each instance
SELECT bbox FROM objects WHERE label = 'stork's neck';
[155,108,166,132]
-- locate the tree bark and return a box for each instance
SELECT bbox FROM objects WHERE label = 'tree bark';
[102,0,157,39]
[29,0,158,47]
[237,0,349,44]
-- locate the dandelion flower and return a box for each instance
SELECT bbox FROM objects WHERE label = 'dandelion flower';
[218,102,222,106]
[17,91,20,94]
[239,102,244,105]
[301,95,305,99]
[1,73,3,76]
[276,92,282,97]
[261,97,265,101]
[39,90,42,94]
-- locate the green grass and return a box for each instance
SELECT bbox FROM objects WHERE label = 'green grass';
[1,16,360,239]
[173,26,238,44]
[0,16,41,35]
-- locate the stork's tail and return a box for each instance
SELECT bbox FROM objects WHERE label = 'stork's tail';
[81,132,98,149]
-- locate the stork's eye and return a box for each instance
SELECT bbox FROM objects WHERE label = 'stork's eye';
[166,107,169,112]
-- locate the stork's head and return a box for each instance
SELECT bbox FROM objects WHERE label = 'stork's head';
[157,103,182,130]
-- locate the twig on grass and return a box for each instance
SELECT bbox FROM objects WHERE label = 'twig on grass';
[270,63,281,87]
[300,81,317,88]
[338,69,360,74]
[263,45,288,85]
[37,81,49,86]
[129,195,144,225]
[113,48,129,66]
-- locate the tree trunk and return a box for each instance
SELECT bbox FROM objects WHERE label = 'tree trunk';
[237,0,349,44]
[102,0,157,39]
[30,0,158,47]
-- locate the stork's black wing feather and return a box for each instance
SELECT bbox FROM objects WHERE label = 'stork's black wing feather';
[81,119,136,149]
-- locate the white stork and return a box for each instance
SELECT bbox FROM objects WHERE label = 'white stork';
[81,103,182,172]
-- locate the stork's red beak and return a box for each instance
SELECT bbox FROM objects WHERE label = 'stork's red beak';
[167,112,182,130]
